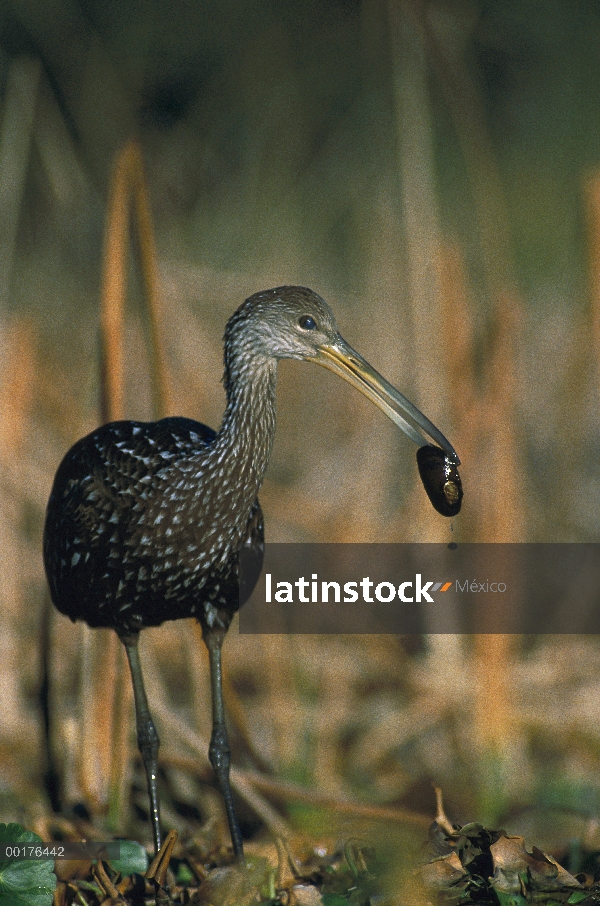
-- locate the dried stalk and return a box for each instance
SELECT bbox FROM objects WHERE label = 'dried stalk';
[80,139,171,835]
[0,57,41,307]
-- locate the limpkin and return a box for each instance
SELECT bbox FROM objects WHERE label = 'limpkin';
[44,286,461,860]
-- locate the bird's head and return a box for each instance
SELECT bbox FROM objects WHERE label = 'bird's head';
[224,285,341,363]
[224,286,460,488]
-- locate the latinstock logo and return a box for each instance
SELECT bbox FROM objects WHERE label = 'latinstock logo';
[264,573,454,604]
[239,543,593,635]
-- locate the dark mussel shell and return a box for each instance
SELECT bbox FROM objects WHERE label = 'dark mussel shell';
[416,445,463,517]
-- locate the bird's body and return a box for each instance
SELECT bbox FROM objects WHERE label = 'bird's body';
[44,285,461,860]
[44,417,264,636]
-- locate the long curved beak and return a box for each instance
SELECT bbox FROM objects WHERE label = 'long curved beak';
[310,337,460,465]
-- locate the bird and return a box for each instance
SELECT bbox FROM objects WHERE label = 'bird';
[43,285,460,861]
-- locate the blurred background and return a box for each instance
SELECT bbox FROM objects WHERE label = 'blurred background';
[1,0,600,874]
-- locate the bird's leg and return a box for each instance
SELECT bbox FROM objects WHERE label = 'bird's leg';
[204,628,244,861]
[120,632,162,854]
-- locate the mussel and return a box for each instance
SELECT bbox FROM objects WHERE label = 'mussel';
[416,444,463,517]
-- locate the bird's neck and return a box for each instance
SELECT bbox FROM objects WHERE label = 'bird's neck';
[215,356,278,500]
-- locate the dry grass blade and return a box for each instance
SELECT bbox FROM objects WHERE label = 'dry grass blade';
[424,5,516,301]
[379,0,531,831]
[433,786,453,835]
[80,138,172,838]
[586,173,600,383]
[131,142,173,418]
[0,56,41,307]
[146,829,178,886]
[79,624,127,823]
[0,318,37,458]
[238,771,431,829]
[100,142,130,425]
[100,138,170,423]
[92,860,121,901]
[388,0,446,424]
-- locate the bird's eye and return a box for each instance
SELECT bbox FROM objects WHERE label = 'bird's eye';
[299,315,317,330]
